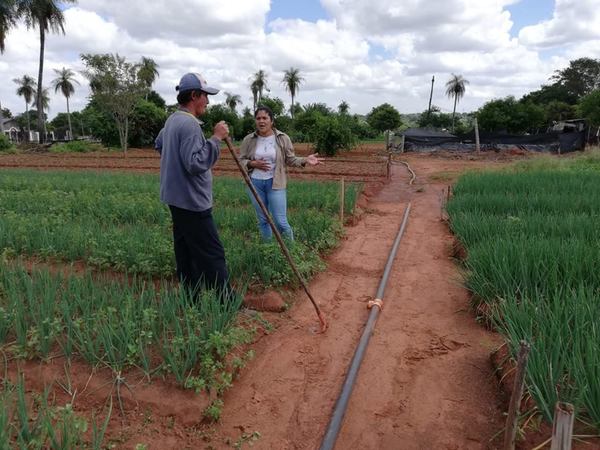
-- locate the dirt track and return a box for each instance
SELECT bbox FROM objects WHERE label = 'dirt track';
[209,155,507,449]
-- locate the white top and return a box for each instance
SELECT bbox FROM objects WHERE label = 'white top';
[251,134,277,180]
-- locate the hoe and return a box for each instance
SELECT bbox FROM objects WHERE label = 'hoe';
[225,137,327,333]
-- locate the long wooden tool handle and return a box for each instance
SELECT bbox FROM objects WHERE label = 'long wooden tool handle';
[224,137,327,332]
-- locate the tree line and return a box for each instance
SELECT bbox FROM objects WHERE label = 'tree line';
[75,55,405,155]
[7,54,600,154]
[475,57,600,134]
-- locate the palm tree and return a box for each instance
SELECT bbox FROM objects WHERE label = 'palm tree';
[0,0,18,133]
[224,92,241,112]
[338,100,350,115]
[51,67,79,139]
[445,73,469,133]
[32,86,50,137]
[250,70,269,108]
[0,0,17,53]
[13,74,36,134]
[138,56,159,100]
[250,80,259,111]
[282,67,303,118]
[15,0,77,141]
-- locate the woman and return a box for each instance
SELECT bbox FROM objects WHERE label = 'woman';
[239,105,322,240]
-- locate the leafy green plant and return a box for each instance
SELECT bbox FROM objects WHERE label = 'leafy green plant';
[0,171,359,287]
[448,165,600,429]
[0,374,107,449]
[0,264,250,392]
[203,399,224,422]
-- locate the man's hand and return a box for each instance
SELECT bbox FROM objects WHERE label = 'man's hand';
[212,121,229,141]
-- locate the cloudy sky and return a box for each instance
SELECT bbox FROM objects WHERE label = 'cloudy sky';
[1,0,599,120]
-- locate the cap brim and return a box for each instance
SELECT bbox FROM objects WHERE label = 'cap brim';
[202,86,219,95]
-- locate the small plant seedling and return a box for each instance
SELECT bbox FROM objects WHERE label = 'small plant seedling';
[203,399,224,422]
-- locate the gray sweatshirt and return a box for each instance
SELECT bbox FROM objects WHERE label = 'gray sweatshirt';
[155,110,221,212]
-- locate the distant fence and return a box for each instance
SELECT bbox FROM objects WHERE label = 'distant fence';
[390,127,595,154]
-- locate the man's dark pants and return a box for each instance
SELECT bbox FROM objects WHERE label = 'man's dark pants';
[168,205,230,298]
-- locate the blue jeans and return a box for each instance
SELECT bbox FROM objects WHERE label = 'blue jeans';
[248,177,293,241]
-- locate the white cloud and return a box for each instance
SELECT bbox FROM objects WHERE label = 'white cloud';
[519,0,600,49]
[0,0,598,123]
[76,0,268,43]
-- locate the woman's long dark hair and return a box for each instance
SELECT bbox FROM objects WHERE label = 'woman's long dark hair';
[254,105,274,120]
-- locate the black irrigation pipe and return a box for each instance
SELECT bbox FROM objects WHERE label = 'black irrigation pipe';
[319,201,412,450]
[396,160,416,185]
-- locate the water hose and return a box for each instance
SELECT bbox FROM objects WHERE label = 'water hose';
[319,202,412,449]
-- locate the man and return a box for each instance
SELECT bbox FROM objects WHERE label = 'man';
[155,72,230,300]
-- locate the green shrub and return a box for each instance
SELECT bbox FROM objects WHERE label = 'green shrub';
[129,99,168,148]
[0,134,15,153]
[313,115,357,156]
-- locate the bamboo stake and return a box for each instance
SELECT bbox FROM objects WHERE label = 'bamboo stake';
[550,402,574,450]
[224,137,327,332]
[503,340,531,450]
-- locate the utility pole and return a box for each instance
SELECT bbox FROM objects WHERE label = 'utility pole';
[0,100,4,134]
[427,75,435,117]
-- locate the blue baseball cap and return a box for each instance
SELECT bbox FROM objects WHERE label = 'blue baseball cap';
[175,72,219,95]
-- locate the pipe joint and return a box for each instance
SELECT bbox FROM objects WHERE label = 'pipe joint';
[367,298,383,311]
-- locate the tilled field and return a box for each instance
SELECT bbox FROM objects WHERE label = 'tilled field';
[0,143,389,182]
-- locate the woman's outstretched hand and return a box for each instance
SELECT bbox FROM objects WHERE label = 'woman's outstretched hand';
[305,153,324,166]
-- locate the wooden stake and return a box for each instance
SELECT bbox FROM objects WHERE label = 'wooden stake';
[503,340,531,450]
[339,177,345,224]
[400,134,405,153]
[550,402,574,450]
[474,117,480,154]
[0,100,4,134]
[387,153,391,180]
